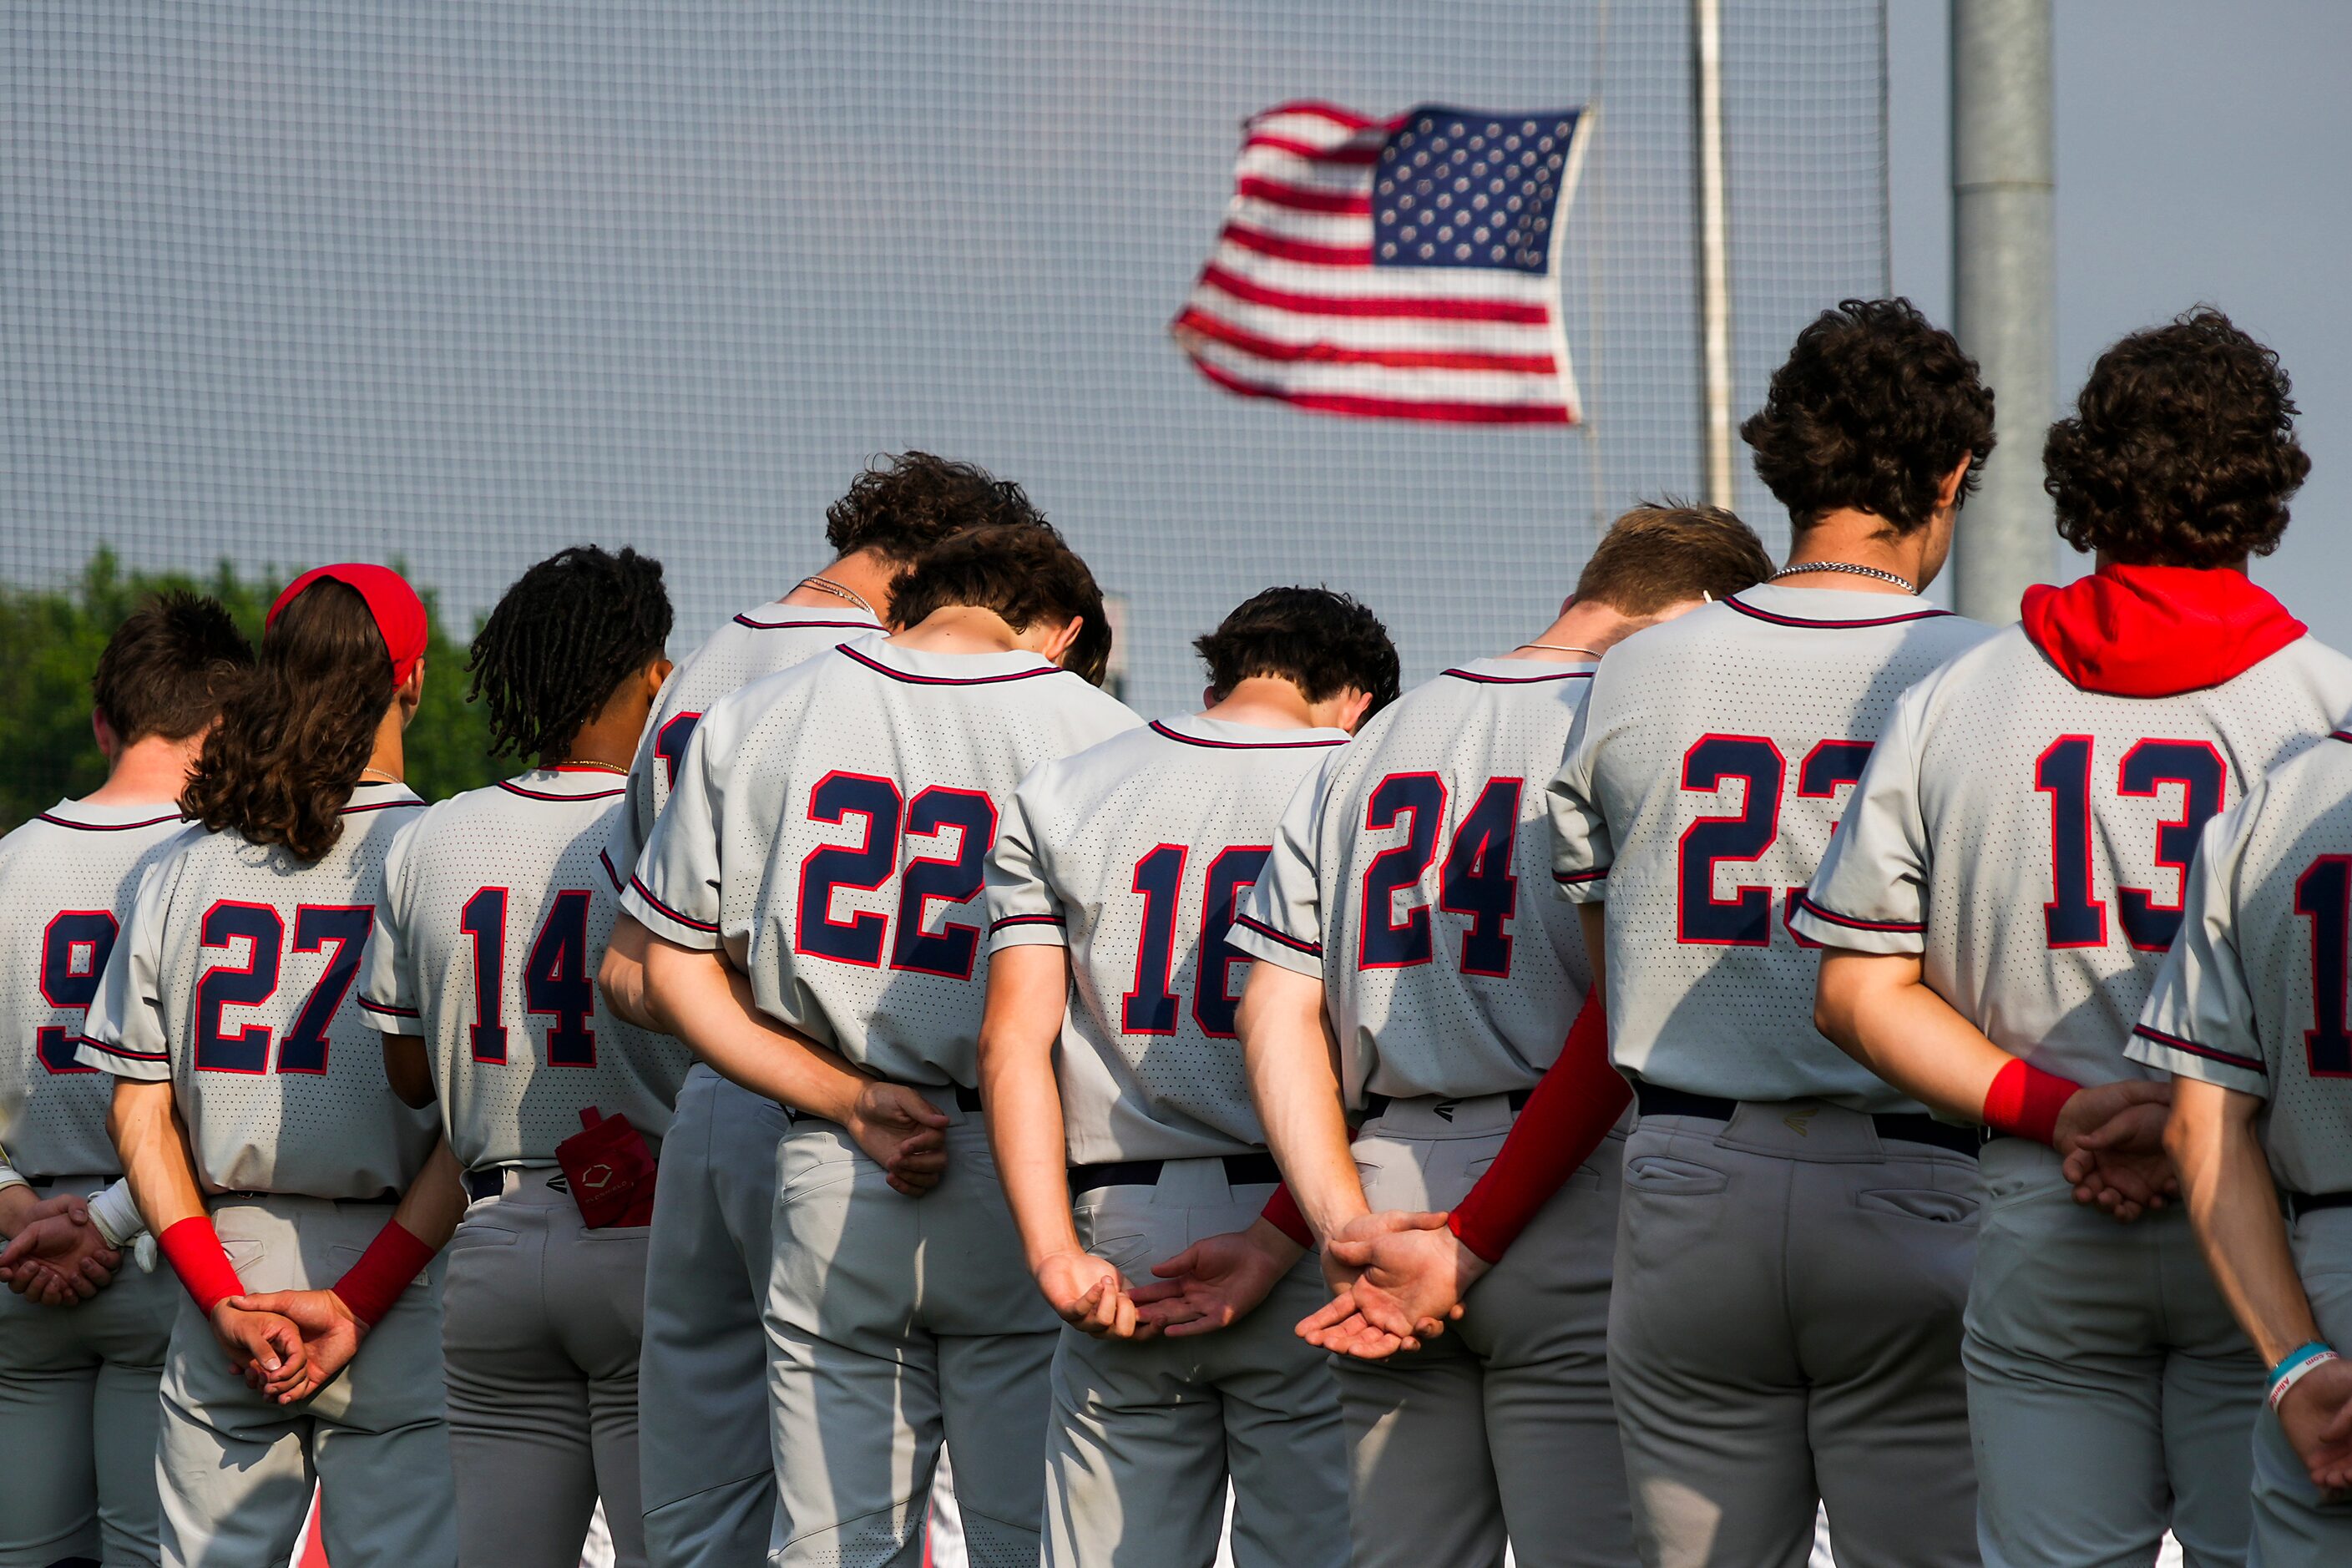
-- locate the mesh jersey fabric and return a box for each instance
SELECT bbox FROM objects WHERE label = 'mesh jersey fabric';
[364,768,695,1171]
[624,639,1141,1087]
[2128,736,2352,1193]
[1550,584,1994,1111]
[986,711,1352,1163]
[80,781,439,1198]
[1229,657,1599,1105]
[0,799,190,1176]
[1796,626,2352,1087]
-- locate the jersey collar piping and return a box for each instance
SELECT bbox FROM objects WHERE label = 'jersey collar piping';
[1722,592,1951,630]
[35,800,185,832]
[497,771,628,803]
[1147,716,1350,750]
[1439,660,1597,685]
[835,640,1065,687]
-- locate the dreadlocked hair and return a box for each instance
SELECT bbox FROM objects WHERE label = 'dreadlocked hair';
[468,545,672,761]
[182,579,394,863]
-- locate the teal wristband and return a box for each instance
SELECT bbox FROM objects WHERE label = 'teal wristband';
[2270,1340,2334,1386]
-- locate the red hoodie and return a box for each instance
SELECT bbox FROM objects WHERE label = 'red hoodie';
[2020,562,2305,698]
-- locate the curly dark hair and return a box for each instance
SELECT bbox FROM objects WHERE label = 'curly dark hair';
[93,590,255,746]
[182,578,397,862]
[1741,297,1996,534]
[825,452,1048,565]
[468,546,672,761]
[1194,588,1401,714]
[888,523,1114,686]
[2043,308,2308,568]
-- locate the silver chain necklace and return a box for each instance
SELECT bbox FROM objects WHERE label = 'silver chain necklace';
[1772,561,1917,594]
[798,575,878,617]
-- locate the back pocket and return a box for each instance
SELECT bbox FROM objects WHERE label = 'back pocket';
[1858,1188,1980,1226]
[1622,1154,1729,1198]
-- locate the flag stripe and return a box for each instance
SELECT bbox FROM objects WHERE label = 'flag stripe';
[1187,352,1571,423]
[1220,222,1373,268]
[1249,100,1386,133]
[1182,336,1570,406]
[1196,263,1552,324]
[1242,132,1383,165]
[1232,175,1375,216]
[1180,291,1553,352]
[1174,308,1555,374]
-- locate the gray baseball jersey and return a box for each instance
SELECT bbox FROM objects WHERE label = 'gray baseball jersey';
[1796,628,2352,1086]
[0,799,189,1178]
[78,781,440,1197]
[624,640,1141,1088]
[1548,585,1993,1110]
[362,769,695,1171]
[2130,734,2352,1195]
[985,713,1353,1164]
[609,601,883,878]
[1228,658,1602,1106]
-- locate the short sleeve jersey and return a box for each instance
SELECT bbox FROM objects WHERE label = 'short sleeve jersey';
[0,800,190,1178]
[362,770,695,1171]
[986,713,1353,1162]
[1550,586,1993,1111]
[2128,737,2352,1194]
[609,600,883,877]
[1798,628,2352,1085]
[624,640,1141,1088]
[1228,659,1601,1106]
[79,781,439,1198]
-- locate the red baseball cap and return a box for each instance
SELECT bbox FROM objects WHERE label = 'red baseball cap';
[266,564,430,685]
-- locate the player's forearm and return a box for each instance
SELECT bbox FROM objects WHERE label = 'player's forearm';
[388,1138,468,1252]
[642,936,873,1120]
[1576,902,1607,999]
[109,1080,207,1234]
[380,1034,436,1109]
[598,913,660,1032]
[2170,1080,2319,1365]
[977,947,1085,1269]
[0,1185,43,1236]
[1240,965,1366,1242]
[1813,949,2014,1120]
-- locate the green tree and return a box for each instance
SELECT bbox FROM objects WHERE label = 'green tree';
[0,550,503,832]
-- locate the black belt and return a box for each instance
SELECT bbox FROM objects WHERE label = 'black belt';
[1069,1151,1282,1198]
[2284,1190,2352,1220]
[1632,1080,1980,1160]
[1358,1089,1534,1121]
[210,1190,399,1204]
[465,1166,569,1201]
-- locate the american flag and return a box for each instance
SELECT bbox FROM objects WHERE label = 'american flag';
[1172,100,1590,425]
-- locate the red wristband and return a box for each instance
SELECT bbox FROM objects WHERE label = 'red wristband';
[1982,1058,2081,1147]
[1260,1182,1313,1249]
[158,1217,245,1316]
[331,1220,437,1326]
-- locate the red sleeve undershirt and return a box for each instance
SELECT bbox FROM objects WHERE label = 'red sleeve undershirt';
[1446,992,1626,1264]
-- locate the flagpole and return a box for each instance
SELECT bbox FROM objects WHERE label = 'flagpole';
[1692,0,1734,511]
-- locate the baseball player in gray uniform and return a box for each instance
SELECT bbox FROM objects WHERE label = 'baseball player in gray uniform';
[1803,311,2352,1568]
[1228,504,1775,1568]
[627,522,1139,1568]
[1546,301,1998,1568]
[602,453,1026,1568]
[976,587,1399,1568]
[2132,738,2352,1564]
[79,565,466,1568]
[359,548,694,1568]
[0,594,250,1568]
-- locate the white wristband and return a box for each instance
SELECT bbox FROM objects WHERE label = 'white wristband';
[2270,1348,2339,1412]
[88,1178,148,1250]
[0,1164,27,1200]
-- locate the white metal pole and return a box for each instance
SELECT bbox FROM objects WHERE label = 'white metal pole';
[1693,0,1734,511]
[1951,0,2055,620]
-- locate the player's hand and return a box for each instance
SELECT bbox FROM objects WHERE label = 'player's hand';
[1034,1249,1148,1340]
[2284,1357,2352,1493]
[1130,1219,1297,1338]
[1298,1211,1454,1358]
[845,1083,953,1197]
[0,1196,122,1305]
[2054,1080,2178,1223]
[209,1301,311,1399]
[226,1289,367,1404]
[1302,1219,1481,1359]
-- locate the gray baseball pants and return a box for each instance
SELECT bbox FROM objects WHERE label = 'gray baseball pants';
[157,1194,453,1568]
[1339,1091,1636,1568]
[640,1064,792,1568]
[444,1165,650,1568]
[1044,1161,1348,1568]
[2250,1204,2352,1566]
[1967,1138,2262,1568]
[0,1174,177,1568]
[1608,1101,1980,1568]
[764,1089,1058,1568]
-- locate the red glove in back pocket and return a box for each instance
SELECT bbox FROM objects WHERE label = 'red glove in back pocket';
[556,1109,658,1228]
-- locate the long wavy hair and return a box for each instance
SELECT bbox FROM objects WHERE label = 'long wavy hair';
[181,578,398,862]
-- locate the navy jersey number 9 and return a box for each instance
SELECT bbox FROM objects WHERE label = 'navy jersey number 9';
[37,911,118,1074]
